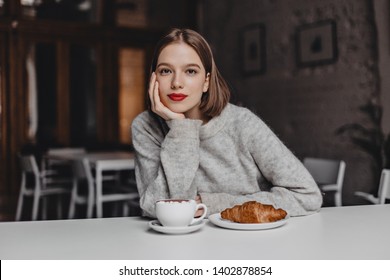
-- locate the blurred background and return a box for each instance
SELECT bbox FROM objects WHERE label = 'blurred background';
[0,0,389,221]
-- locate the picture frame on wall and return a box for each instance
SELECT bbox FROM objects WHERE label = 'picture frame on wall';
[240,23,266,76]
[295,20,338,67]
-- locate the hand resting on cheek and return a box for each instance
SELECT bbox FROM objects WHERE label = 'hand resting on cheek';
[149,72,185,121]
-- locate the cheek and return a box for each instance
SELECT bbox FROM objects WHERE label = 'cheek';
[156,78,170,93]
[158,90,169,105]
[188,78,207,91]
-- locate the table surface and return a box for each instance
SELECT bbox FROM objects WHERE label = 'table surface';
[45,151,135,162]
[0,204,389,260]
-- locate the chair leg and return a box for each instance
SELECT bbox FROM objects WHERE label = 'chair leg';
[15,192,25,221]
[335,191,342,207]
[41,197,47,220]
[15,176,26,221]
[68,181,78,219]
[86,203,94,219]
[15,173,26,221]
[86,182,94,219]
[123,203,129,217]
[96,182,103,218]
[32,189,40,221]
[68,200,76,219]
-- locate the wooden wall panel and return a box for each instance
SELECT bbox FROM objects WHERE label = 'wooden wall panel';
[56,40,70,146]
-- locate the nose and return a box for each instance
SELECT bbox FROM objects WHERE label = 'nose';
[171,74,183,89]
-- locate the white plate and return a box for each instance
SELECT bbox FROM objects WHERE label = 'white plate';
[208,213,289,230]
[148,220,207,234]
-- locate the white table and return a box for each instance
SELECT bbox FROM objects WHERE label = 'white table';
[84,152,135,218]
[0,204,389,259]
[44,151,135,218]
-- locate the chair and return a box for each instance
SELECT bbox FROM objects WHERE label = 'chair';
[68,159,95,219]
[68,158,139,219]
[355,169,390,204]
[16,155,71,221]
[303,157,346,207]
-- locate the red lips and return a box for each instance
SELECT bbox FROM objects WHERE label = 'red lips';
[168,93,188,101]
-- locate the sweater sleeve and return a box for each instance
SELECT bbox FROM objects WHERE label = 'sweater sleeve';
[132,115,202,217]
[200,111,322,217]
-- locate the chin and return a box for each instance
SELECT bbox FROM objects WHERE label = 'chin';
[166,104,188,113]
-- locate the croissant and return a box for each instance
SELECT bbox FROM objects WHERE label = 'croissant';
[221,201,287,223]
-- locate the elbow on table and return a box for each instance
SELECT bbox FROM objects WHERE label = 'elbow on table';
[138,196,157,218]
[289,189,323,217]
[140,206,156,219]
[302,190,323,214]
[312,192,323,212]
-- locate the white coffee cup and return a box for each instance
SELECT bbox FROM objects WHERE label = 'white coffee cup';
[155,199,207,227]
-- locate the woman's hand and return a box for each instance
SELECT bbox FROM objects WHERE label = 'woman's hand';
[195,195,202,204]
[195,195,204,217]
[149,72,185,120]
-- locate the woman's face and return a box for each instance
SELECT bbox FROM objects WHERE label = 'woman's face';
[156,42,209,120]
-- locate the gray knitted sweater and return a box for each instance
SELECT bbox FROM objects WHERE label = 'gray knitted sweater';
[132,103,322,218]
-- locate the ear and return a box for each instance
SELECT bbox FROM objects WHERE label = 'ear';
[203,73,210,92]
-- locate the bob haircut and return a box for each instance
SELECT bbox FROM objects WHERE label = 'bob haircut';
[150,28,231,118]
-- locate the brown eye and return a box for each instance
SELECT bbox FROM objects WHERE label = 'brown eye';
[186,69,197,75]
[159,68,171,75]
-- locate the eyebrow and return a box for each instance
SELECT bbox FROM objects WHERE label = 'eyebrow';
[156,62,202,69]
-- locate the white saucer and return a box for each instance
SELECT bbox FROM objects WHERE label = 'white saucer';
[148,220,206,234]
[209,213,289,230]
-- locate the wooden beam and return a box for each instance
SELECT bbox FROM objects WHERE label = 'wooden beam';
[56,41,70,145]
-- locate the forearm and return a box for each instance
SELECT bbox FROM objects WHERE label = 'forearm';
[135,163,169,217]
[200,185,322,217]
[160,119,201,198]
[133,117,202,217]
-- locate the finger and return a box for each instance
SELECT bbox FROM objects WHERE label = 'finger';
[153,81,162,111]
[148,73,156,109]
[195,209,204,218]
[148,72,155,96]
[151,80,173,120]
[149,73,157,110]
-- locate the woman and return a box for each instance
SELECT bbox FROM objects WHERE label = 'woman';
[132,28,322,218]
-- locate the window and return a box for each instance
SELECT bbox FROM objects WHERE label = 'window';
[118,48,146,144]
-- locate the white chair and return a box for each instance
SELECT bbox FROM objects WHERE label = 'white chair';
[16,155,71,221]
[68,159,95,219]
[355,169,390,204]
[303,157,346,207]
[68,158,139,218]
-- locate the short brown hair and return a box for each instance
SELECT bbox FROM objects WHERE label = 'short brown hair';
[150,28,230,118]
